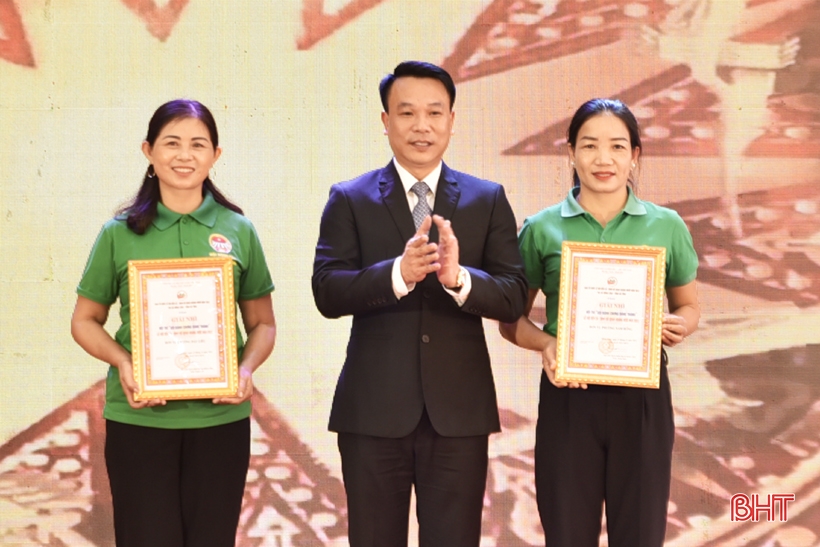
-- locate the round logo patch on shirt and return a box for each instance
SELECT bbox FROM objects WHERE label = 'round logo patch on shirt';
[209,233,233,254]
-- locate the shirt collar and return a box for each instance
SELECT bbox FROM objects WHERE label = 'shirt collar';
[153,191,220,230]
[561,186,646,218]
[392,158,442,196]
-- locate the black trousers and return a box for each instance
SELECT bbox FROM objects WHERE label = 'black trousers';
[337,409,489,547]
[105,418,251,547]
[535,355,675,547]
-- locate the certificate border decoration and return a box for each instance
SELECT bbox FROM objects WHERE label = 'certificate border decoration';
[555,241,666,389]
[128,256,239,400]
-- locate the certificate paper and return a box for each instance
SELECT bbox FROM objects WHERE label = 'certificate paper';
[128,257,239,400]
[554,242,666,389]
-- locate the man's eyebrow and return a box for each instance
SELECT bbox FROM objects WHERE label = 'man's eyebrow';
[395,101,446,108]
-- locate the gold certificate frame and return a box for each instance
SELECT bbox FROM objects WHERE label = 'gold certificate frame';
[554,241,666,389]
[128,256,239,400]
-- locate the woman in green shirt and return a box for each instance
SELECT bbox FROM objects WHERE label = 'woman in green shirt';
[71,99,277,547]
[500,98,700,547]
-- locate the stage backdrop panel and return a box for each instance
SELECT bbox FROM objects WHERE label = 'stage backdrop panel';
[2,1,820,545]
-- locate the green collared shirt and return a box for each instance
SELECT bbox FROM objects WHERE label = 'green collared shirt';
[519,188,697,337]
[78,192,274,428]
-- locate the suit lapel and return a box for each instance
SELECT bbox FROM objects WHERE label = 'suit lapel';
[379,162,416,243]
[432,163,461,242]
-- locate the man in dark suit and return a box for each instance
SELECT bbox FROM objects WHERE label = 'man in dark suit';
[312,61,528,547]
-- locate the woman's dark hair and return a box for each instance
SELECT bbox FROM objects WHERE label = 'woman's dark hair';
[567,98,642,189]
[379,61,456,112]
[120,99,243,234]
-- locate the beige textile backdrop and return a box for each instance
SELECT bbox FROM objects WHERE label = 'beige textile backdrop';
[2,1,820,545]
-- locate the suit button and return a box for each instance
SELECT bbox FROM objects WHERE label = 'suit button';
[423,290,431,298]
[422,335,430,343]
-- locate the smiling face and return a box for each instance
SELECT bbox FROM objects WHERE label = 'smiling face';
[141,116,221,198]
[381,76,455,181]
[569,113,639,199]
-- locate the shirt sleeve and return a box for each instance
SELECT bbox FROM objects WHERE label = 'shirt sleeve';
[518,217,545,291]
[666,212,699,288]
[442,266,471,306]
[238,222,275,301]
[76,222,119,306]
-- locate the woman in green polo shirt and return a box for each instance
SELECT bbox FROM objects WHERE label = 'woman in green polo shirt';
[71,99,276,547]
[500,98,700,547]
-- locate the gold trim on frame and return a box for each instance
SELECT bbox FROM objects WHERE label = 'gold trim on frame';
[128,256,239,400]
[554,241,666,389]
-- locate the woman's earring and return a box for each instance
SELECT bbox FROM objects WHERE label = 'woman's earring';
[146,165,156,179]
[631,163,636,169]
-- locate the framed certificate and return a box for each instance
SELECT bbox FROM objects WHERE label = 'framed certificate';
[128,256,239,400]
[554,241,666,389]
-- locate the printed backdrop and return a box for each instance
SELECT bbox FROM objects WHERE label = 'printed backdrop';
[2,0,820,545]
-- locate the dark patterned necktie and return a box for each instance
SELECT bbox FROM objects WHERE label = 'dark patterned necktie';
[411,181,431,229]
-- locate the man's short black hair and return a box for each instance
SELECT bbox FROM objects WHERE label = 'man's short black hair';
[379,61,456,112]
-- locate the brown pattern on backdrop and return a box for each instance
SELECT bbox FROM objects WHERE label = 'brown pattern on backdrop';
[4,1,820,545]
[0,383,348,547]
[120,0,190,42]
[0,0,189,68]
[503,0,820,159]
[0,0,34,67]
[297,0,387,50]
[441,0,674,83]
